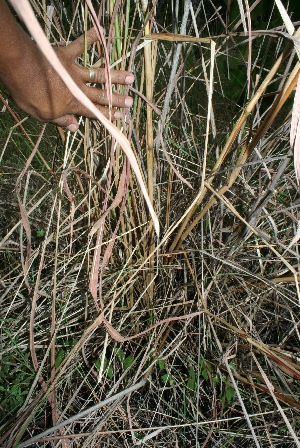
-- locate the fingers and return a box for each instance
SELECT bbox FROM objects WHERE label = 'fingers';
[78,66,135,85]
[65,28,101,60]
[52,107,122,132]
[86,87,133,108]
[65,84,132,126]
[51,114,79,132]
[56,27,135,128]
[66,30,135,85]
[76,66,134,108]
[71,102,122,121]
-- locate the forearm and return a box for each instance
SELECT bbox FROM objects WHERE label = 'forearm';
[0,0,51,116]
[0,1,34,70]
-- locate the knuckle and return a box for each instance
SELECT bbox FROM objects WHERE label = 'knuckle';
[95,69,105,84]
[98,92,107,103]
[114,96,123,106]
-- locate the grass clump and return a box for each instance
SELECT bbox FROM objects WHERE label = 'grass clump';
[1,0,300,447]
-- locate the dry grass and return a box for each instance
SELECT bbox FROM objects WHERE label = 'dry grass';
[1,0,300,446]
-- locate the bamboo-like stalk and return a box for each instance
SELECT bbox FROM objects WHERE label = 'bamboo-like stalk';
[141,1,157,307]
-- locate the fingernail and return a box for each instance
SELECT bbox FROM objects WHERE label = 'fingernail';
[66,124,78,132]
[125,97,133,107]
[125,75,135,84]
[114,111,122,119]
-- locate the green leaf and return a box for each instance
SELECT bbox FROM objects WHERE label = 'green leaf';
[188,366,196,381]
[187,367,197,390]
[201,368,209,381]
[225,386,235,402]
[187,378,196,390]
[55,349,65,369]
[11,385,20,395]
[161,373,168,384]
[107,366,113,379]
[157,359,166,370]
[94,359,101,370]
[199,358,210,381]
[94,357,113,378]
[124,355,134,370]
[161,373,174,386]
[36,229,45,237]
[213,375,220,385]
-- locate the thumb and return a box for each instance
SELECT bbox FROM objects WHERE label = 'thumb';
[51,114,79,132]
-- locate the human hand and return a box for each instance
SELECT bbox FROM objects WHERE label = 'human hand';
[4,27,134,132]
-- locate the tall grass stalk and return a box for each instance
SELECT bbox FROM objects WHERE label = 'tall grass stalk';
[1,1,300,446]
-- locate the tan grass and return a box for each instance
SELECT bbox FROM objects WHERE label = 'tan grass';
[1,0,300,447]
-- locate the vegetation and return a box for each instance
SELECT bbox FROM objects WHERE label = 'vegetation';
[1,0,300,446]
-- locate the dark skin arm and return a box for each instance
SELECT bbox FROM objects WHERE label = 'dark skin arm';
[0,0,134,132]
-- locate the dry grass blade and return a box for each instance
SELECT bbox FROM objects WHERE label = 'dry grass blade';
[291,74,300,181]
[1,1,300,447]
